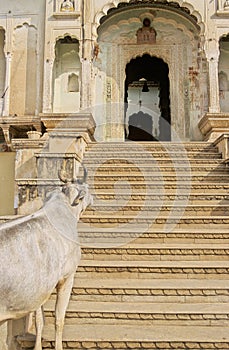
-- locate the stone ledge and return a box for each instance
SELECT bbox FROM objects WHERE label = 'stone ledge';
[12,138,47,150]
[40,113,96,135]
[52,11,80,18]
[198,113,229,142]
[16,339,229,349]
[216,9,229,16]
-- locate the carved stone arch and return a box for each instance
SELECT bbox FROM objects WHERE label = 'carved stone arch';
[49,33,80,61]
[52,33,81,113]
[123,49,170,75]
[12,22,37,46]
[54,32,79,43]
[219,32,229,41]
[93,0,204,40]
[126,48,169,64]
[13,22,37,32]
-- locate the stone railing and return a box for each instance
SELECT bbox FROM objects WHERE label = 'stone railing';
[13,113,96,215]
[213,133,229,164]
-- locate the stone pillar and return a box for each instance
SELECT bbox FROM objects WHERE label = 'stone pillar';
[205,41,220,113]
[81,59,91,110]
[43,58,54,113]
[218,0,224,10]
[2,52,12,116]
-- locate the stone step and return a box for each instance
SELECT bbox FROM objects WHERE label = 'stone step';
[78,227,229,245]
[44,300,229,327]
[80,215,229,228]
[89,182,229,191]
[77,260,229,279]
[87,141,219,152]
[85,204,229,216]
[28,324,229,347]
[83,161,226,175]
[80,243,229,261]
[14,140,229,350]
[90,193,229,201]
[70,278,229,304]
[84,154,221,161]
[17,336,229,350]
[87,174,229,183]
[85,160,223,167]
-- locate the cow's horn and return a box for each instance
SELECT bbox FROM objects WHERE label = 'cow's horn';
[58,169,72,183]
[71,189,86,206]
[73,163,88,184]
[82,164,88,183]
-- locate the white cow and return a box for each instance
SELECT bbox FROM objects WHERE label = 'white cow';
[0,167,92,350]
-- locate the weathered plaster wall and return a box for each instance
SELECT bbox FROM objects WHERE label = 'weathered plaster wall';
[0,0,46,116]
[0,29,6,99]
[219,39,229,112]
[0,0,228,141]
[0,152,15,215]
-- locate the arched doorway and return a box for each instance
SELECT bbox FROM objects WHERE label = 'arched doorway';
[52,36,81,113]
[125,54,171,141]
[219,34,229,112]
[94,1,204,142]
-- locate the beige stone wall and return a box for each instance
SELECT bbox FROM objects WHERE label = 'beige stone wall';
[0,153,15,215]
[10,24,37,115]
[0,0,228,140]
[0,0,45,116]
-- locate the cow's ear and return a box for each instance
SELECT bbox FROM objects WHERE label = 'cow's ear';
[71,190,86,206]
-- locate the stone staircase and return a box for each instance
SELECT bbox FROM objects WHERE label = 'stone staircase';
[20,141,229,350]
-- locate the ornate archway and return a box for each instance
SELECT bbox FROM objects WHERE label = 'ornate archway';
[93,0,206,141]
[125,54,171,141]
[93,0,205,40]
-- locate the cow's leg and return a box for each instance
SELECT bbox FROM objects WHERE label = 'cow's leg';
[25,312,33,333]
[34,307,44,350]
[55,273,74,350]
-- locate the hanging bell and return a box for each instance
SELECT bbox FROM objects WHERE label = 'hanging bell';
[142,81,149,92]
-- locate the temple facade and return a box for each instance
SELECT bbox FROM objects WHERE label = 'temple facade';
[0,0,228,145]
[1,2,229,349]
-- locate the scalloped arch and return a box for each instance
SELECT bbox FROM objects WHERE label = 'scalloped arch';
[100,15,197,43]
[14,22,37,31]
[54,33,79,43]
[47,33,80,61]
[127,50,169,64]
[93,0,204,39]
[219,32,229,41]
[125,49,170,66]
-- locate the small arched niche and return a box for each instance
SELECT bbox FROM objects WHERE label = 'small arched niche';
[68,73,79,92]
[53,35,81,113]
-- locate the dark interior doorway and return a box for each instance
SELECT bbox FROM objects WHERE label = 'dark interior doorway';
[125,54,171,141]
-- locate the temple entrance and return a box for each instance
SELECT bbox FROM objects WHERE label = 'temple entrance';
[125,54,171,141]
